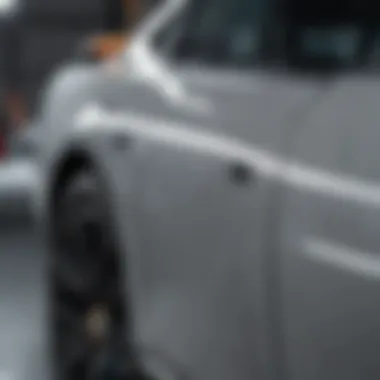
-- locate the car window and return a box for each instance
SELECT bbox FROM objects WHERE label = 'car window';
[158,0,380,72]
[168,0,268,68]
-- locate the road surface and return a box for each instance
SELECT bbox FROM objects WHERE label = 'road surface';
[0,226,49,380]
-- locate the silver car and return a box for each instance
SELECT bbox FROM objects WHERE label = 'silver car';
[36,0,380,379]
[0,124,41,226]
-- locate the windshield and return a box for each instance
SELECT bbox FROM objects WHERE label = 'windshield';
[161,0,380,71]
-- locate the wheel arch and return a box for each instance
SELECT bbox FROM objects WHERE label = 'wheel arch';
[47,147,146,378]
[49,148,94,210]
[47,145,139,343]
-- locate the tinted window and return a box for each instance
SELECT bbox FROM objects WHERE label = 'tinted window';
[170,0,269,67]
[163,0,380,71]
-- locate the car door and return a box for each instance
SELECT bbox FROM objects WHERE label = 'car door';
[120,1,285,379]
[130,105,276,380]
[97,55,325,380]
[279,77,380,380]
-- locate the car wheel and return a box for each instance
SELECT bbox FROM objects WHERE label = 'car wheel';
[49,169,133,380]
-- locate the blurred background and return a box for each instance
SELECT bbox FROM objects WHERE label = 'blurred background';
[0,0,158,378]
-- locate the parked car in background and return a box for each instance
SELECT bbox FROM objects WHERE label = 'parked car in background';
[36,0,380,380]
[0,123,41,226]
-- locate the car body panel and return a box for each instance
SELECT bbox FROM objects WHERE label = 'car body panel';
[86,68,325,380]
[37,3,380,380]
[279,77,380,380]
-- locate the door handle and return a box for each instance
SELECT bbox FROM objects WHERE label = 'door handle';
[228,161,254,186]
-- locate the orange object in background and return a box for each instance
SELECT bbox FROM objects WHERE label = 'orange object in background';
[84,34,130,60]
[6,92,28,127]
[0,92,26,159]
[3,0,155,132]
[84,0,147,60]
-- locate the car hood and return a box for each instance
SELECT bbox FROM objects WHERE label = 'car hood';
[111,53,380,157]
[107,64,330,153]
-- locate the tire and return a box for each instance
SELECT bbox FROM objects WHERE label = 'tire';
[49,169,137,380]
